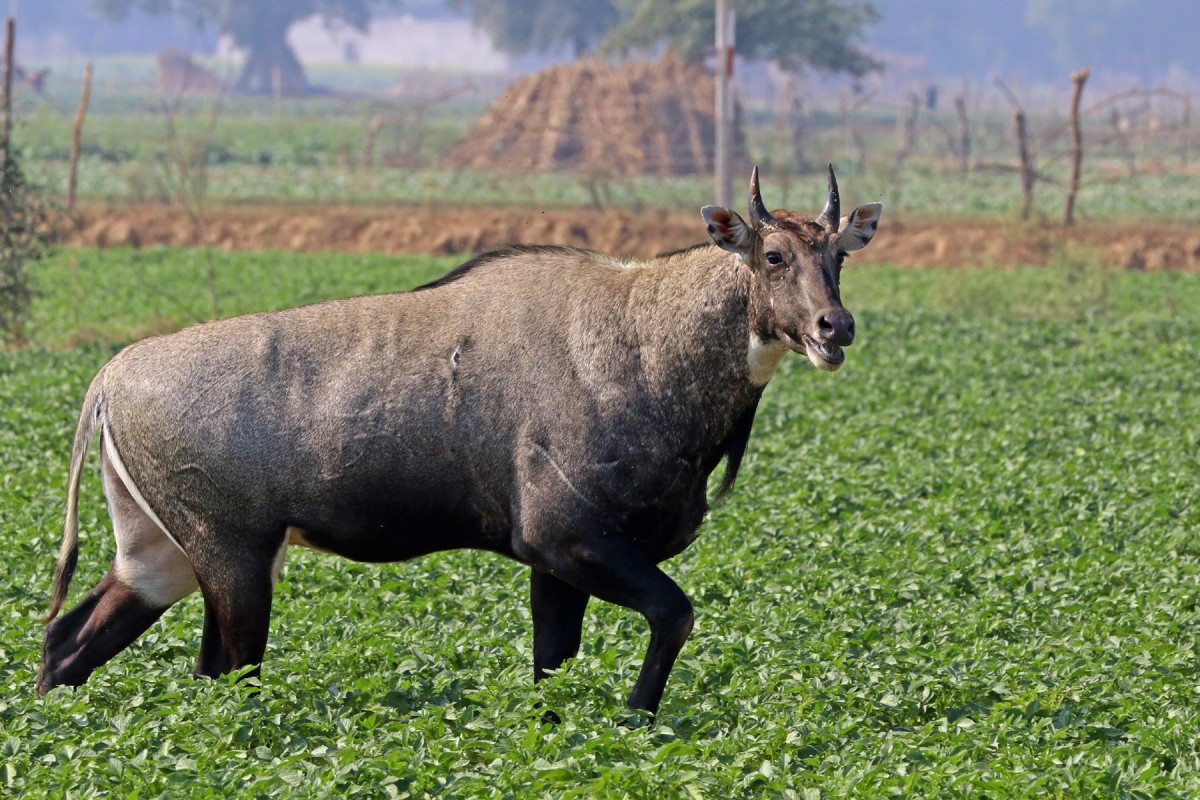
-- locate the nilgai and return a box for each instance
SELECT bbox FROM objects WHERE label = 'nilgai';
[38,167,882,715]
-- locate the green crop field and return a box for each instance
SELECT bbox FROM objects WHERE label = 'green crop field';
[11,56,1198,220]
[2,247,1199,797]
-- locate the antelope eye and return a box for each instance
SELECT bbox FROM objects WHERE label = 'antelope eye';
[765,251,784,267]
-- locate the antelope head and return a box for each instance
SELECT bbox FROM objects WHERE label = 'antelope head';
[702,165,883,373]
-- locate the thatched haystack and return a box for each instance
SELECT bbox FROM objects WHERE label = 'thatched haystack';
[444,57,744,176]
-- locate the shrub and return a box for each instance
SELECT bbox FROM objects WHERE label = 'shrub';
[0,151,51,346]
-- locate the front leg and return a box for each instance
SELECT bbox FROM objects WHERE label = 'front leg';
[524,535,694,716]
[515,437,695,716]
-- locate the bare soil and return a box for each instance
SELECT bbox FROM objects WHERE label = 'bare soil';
[62,203,1200,271]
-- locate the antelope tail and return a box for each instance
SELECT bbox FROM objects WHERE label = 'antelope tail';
[43,371,105,624]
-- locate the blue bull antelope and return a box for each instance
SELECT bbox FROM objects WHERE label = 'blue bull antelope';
[38,167,882,715]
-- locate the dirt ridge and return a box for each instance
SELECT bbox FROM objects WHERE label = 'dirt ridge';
[62,204,1200,272]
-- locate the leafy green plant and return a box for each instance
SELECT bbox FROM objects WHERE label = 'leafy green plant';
[2,250,1199,798]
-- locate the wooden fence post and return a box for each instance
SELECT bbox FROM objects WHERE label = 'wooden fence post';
[1014,109,1034,219]
[785,90,811,173]
[68,64,94,212]
[891,92,920,174]
[1064,68,1089,227]
[954,96,971,174]
[1181,91,1191,168]
[361,114,384,170]
[994,77,1036,220]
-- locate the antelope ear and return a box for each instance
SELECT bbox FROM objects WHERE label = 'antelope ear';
[838,203,883,252]
[701,205,756,261]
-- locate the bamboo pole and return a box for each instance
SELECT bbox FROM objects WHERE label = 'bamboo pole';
[67,63,93,212]
[1064,68,1089,227]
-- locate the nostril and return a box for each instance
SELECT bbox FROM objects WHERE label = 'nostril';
[817,309,855,345]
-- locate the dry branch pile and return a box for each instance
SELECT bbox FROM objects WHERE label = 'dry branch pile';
[444,57,743,176]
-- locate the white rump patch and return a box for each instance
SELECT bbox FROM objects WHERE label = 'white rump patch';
[747,333,788,386]
[104,431,197,607]
[104,430,185,555]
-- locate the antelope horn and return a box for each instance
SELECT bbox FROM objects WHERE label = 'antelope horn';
[747,166,777,228]
[815,164,841,233]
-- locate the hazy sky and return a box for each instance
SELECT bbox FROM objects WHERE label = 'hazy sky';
[14,0,1199,87]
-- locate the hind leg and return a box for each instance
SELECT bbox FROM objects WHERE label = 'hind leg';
[193,537,286,681]
[531,569,590,683]
[37,447,199,696]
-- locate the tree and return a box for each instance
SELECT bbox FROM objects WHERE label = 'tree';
[452,0,877,76]
[90,0,400,95]
[601,0,880,75]
[448,0,621,57]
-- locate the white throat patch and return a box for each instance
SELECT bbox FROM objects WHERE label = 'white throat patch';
[747,333,788,387]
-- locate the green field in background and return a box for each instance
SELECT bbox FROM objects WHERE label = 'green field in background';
[10,56,1197,219]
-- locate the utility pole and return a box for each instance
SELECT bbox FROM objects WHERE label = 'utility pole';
[714,0,735,206]
[2,17,13,167]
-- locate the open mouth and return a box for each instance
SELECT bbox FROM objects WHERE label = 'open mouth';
[800,334,845,372]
